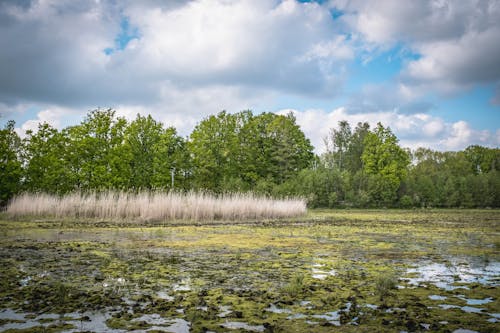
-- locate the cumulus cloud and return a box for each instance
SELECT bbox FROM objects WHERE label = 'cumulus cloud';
[334,0,500,96]
[0,0,498,153]
[115,84,275,137]
[345,83,434,114]
[282,108,499,153]
[0,0,351,112]
[15,105,77,137]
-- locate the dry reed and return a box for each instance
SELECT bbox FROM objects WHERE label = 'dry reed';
[6,191,306,222]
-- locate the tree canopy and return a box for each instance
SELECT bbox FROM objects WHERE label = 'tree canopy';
[1,110,498,208]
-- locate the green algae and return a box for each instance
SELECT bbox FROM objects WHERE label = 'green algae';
[0,209,499,332]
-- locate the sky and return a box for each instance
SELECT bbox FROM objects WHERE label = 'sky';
[0,0,499,153]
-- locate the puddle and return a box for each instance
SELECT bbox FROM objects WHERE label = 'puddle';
[221,321,265,332]
[487,313,499,323]
[0,308,191,333]
[287,313,307,319]
[385,307,405,313]
[103,277,126,289]
[19,276,32,287]
[311,260,336,280]
[438,304,485,314]
[172,278,191,292]
[311,302,351,326]
[428,295,447,301]
[157,291,175,301]
[299,300,312,307]
[403,260,500,290]
[218,305,232,318]
[164,318,190,333]
[312,311,341,326]
[0,309,121,333]
[132,313,170,326]
[421,323,430,330]
[458,296,494,305]
[66,311,118,333]
[311,268,337,280]
[265,303,292,314]
[438,304,459,310]
[461,306,484,314]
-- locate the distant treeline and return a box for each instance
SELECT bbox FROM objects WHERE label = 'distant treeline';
[1,108,499,208]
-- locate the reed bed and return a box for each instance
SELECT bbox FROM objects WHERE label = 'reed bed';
[6,191,306,222]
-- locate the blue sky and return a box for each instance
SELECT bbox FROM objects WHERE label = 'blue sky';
[0,0,499,152]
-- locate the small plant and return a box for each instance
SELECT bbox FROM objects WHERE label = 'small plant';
[283,272,306,297]
[375,272,398,299]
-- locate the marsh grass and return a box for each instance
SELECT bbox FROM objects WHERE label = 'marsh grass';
[283,272,306,297]
[6,191,306,222]
[375,272,398,299]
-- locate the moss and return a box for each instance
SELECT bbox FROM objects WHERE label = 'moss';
[0,209,499,332]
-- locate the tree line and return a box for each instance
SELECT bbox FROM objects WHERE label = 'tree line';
[1,108,499,208]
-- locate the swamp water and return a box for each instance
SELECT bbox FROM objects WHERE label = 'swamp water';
[0,210,499,332]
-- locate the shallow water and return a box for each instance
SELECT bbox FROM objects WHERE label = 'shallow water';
[403,259,500,290]
[1,211,498,332]
[220,321,265,332]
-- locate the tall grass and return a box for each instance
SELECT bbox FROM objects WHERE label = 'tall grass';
[6,191,306,222]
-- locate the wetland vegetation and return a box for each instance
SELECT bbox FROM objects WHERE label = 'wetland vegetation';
[1,109,499,332]
[0,209,498,332]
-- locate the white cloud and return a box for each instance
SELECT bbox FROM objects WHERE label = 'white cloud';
[0,0,498,153]
[116,83,274,136]
[0,0,355,119]
[422,119,445,137]
[119,0,348,96]
[15,106,76,137]
[282,108,498,153]
[403,26,500,94]
[335,0,500,95]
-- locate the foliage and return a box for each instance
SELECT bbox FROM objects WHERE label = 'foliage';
[189,111,313,192]
[1,110,499,208]
[0,121,22,206]
[23,123,73,194]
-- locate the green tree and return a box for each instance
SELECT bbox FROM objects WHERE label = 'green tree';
[464,145,500,174]
[66,108,129,190]
[362,123,410,206]
[188,111,249,191]
[23,123,74,193]
[246,112,313,185]
[124,114,163,189]
[152,127,190,190]
[346,122,370,173]
[324,120,352,170]
[0,121,22,206]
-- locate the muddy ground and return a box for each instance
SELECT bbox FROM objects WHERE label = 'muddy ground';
[0,209,499,332]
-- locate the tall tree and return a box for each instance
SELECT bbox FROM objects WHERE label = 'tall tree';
[362,123,410,206]
[324,120,352,170]
[66,108,129,190]
[124,114,163,189]
[23,123,73,193]
[152,127,190,190]
[189,111,247,191]
[0,121,22,206]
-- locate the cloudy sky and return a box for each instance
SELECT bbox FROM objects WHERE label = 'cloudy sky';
[1,0,499,152]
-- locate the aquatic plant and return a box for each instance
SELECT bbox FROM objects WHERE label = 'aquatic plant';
[375,272,398,299]
[283,272,306,297]
[6,191,306,222]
